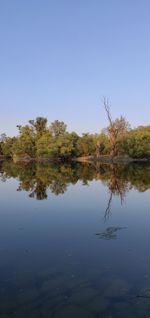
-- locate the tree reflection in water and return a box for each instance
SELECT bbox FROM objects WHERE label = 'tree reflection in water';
[103,164,131,221]
[0,161,150,212]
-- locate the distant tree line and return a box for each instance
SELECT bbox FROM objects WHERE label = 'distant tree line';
[0,106,150,160]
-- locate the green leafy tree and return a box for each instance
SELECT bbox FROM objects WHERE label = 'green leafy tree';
[1,137,16,157]
[94,133,110,158]
[50,120,67,137]
[36,131,53,157]
[29,117,48,138]
[56,133,77,158]
[12,125,35,156]
[77,133,95,156]
[124,126,150,158]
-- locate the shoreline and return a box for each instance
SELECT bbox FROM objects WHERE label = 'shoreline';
[0,155,150,164]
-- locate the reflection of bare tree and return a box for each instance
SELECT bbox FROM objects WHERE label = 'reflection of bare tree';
[90,161,130,220]
[104,164,130,221]
[104,192,113,221]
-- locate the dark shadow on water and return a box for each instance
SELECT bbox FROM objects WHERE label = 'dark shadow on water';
[96,226,127,240]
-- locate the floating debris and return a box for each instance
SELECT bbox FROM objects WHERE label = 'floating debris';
[96,226,127,240]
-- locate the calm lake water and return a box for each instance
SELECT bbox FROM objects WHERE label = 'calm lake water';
[0,161,150,318]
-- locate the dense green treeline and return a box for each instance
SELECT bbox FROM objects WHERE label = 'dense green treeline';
[0,116,150,160]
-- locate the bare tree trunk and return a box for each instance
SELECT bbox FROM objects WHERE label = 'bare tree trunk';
[96,141,100,159]
[103,98,116,157]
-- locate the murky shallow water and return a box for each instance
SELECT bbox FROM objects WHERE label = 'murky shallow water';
[0,161,150,317]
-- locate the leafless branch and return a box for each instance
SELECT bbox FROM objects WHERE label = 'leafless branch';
[102,97,113,126]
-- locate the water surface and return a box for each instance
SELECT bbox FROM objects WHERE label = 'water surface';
[0,161,150,317]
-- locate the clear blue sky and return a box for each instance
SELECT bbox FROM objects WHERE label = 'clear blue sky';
[0,0,150,136]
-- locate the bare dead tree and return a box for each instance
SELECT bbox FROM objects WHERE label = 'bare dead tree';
[103,97,118,156]
[103,97,113,127]
[96,140,101,160]
[103,97,130,157]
